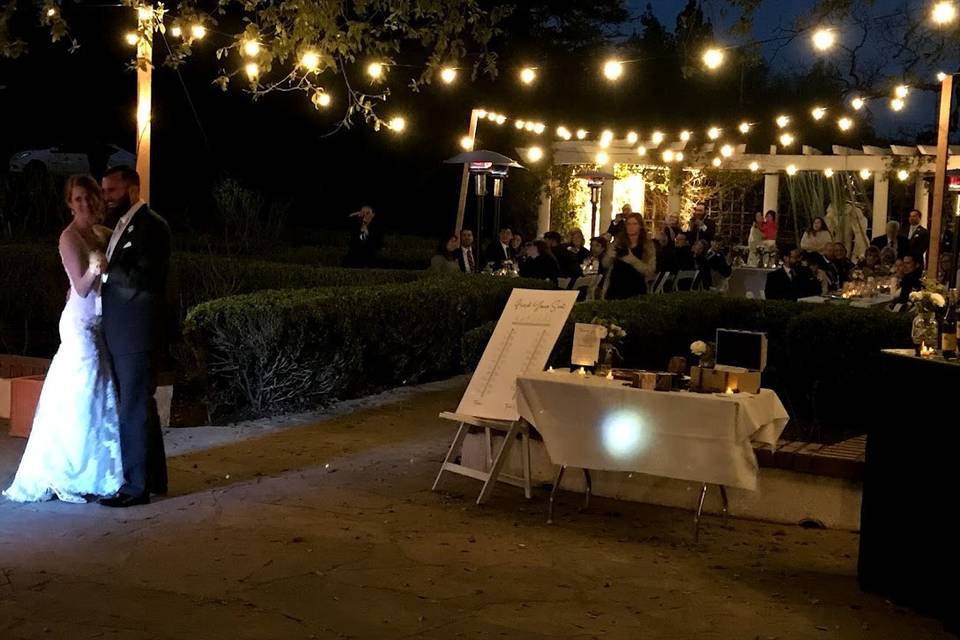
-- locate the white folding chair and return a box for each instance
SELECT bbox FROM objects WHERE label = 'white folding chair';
[652,271,673,294]
[674,270,701,292]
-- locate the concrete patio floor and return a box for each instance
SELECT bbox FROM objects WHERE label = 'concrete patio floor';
[0,378,952,640]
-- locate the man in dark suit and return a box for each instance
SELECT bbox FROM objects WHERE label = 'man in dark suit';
[765,248,806,301]
[543,231,582,283]
[898,254,924,303]
[98,166,171,508]
[871,221,909,261]
[483,227,514,270]
[343,205,383,267]
[905,209,930,264]
[673,233,695,272]
[457,229,478,273]
[686,204,716,245]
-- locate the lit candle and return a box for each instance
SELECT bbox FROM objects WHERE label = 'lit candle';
[725,386,735,395]
[577,367,587,376]
[547,366,554,373]
[606,371,614,380]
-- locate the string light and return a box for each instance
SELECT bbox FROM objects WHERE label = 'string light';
[749,161,760,172]
[811,106,826,120]
[779,132,795,146]
[662,149,675,163]
[675,151,684,162]
[487,112,498,122]
[460,136,475,150]
[312,90,331,108]
[301,51,320,72]
[190,24,207,39]
[46,7,57,17]
[937,71,948,82]
[475,109,487,118]
[776,115,790,128]
[244,62,260,80]
[812,28,836,51]
[576,129,588,140]
[786,165,798,176]
[890,98,905,111]
[524,121,535,132]
[637,146,647,156]
[702,48,725,70]
[527,146,544,162]
[556,126,571,139]
[626,131,639,144]
[603,59,624,81]
[738,122,751,134]
[519,67,537,85]
[894,84,909,99]
[441,67,458,84]
[838,116,853,131]
[596,151,610,165]
[680,130,691,142]
[932,1,958,25]
[859,168,872,179]
[496,114,507,125]
[599,129,614,148]
[851,97,865,110]
[125,32,139,46]
[367,62,385,80]
[824,168,834,177]
[515,119,526,130]
[651,131,664,144]
[243,41,261,57]
[720,144,734,157]
[137,6,153,21]
[712,157,722,167]
[387,116,406,132]
[707,126,721,140]
[170,25,182,37]
[533,122,545,134]
[897,169,910,181]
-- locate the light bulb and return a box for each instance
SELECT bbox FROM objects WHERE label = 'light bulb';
[897,169,910,181]
[675,151,684,162]
[460,136,475,151]
[243,40,261,57]
[811,106,826,120]
[851,97,865,110]
[596,151,610,166]
[576,129,588,140]
[626,131,639,144]
[190,24,206,39]
[533,122,545,134]
[440,67,457,84]
[838,116,853,131]
[388,116,406,132]
[720,144,733,158]
[137,6,153,21]
[824,168,834,177]
[749,161,760,172]
[662,149,675,163]
[525,122,535,132]
[475,109,487,118]
[603,59,624,81]
[890,97,905,111]
[125,32,139,46]
[244,62,259,80]
[932,1,958,25]
[527,146,544,162]
[487,112,498,122]
[46,7,57,17]
[702,48,724,70]
[738,122,751,134]
[776,115,790,128]
[170,25,182,37]
[301,51,320,72]
[367,62,385,80]
[312,91,331,108]
[515,120,526,130]
[937,71,948,82]
[812,28,836,51]
[496,115,507,125]
[895,84,909,99]
[712,157,722,168]
[680,130,691,142]
[859,168,872,180]
[707,127,720,140]
[786,165,798,176]
[779,133,795,146]
[519,67,537,85]
[651,131,664,145]
[637,146,647,156]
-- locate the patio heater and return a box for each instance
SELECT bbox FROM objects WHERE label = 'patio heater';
[576,171,615,238]
[445,150,523,246]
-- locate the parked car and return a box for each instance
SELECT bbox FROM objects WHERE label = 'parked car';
[9,145,136,176]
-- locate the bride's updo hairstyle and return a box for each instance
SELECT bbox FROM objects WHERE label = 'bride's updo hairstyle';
[64,175,105,216]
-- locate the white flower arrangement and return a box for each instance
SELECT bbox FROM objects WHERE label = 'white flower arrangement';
[690,340,708,356]
[592,318,627,344]
[910,288,947,312]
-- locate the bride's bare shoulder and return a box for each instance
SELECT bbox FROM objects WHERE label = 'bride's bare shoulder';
[92,224,113,247]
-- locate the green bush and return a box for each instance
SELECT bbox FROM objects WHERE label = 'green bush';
[461,293,912,443]
[184,275,554,421]
[271,233,436,270]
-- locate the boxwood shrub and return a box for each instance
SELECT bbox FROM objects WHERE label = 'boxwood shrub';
[462,293,913,443]
[183,275,553,421]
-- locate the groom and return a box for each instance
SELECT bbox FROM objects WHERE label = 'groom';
[98,166,172,508]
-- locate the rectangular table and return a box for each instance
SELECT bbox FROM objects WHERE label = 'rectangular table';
[799,294,895,308]
[727,267,775,299]
[516,371,789,537]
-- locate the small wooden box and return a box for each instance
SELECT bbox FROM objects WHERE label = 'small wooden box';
[690,366,761,394]
[9,375,45,438]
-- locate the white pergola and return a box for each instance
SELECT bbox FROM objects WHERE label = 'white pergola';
[532,139,960,239]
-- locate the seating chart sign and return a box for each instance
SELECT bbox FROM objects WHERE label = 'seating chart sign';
[457,288,578,421]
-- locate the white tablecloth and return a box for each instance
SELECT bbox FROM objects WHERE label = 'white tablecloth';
[516,371,789,490]
[727,267,775,298]
[799,294,895,308]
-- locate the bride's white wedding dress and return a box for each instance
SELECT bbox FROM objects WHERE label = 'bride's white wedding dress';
[3,248,123,503]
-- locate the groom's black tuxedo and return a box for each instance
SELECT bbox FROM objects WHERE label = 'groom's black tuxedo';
[102,203,171,499]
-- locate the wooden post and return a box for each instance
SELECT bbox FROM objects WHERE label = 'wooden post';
[135,6,154,202]
[927,74,953,282]
[455,109,481,234]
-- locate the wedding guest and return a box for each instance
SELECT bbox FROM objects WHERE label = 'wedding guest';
[518,240,560,286]
[429,235,461,273]
[510,232,524,255]
[483,227,514,269]
[673,233,695,272]
[694,240,732,289]
[606,204,633,237]
[898,254,923,303]
[800,216,833,255]
[859,245,886,277]
[765,248,807,301]
[602,212,656,299]
[457,229,479,273]
[871,220,909,260]
[567,228,591,263]
[544,231,582,281]
[802,251,831,295]
[657,213,683,272]
[760,210,778,241]
[343,205,383,267]
[880,246,897,276]
[906,209,930,264]
[829,242,855,287]
[584,236,608,274]
[686,204,716,245]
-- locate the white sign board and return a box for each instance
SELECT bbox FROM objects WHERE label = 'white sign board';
[457,288,578,421]
[571,323,606,367]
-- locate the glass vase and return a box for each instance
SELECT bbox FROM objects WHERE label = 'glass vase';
[912,311,939,350]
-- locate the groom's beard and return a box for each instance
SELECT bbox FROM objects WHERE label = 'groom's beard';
[105,196,133,227]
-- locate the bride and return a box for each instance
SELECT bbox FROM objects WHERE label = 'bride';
[3,175,124,503]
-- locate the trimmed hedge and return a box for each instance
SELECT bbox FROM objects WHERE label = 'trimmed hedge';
[462,293,913,443]
[183,275,554,421]
[0,244,426,356]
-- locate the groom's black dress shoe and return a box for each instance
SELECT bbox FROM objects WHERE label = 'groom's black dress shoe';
[98,493,150,508]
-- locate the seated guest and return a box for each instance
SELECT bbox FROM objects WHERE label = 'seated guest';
[802,251,831,295]
[483,227,515,270]
[871,220,909,261]
[602,212,656,299]
[544,231,583,281]
[765,248,807,301]
[859,245,887,277]
[344,205,383,267]
[673,233,695,272]
[800,216,833,255]
[510,233,525,267]
[898,254,923,303]
[567,228,591,263]
[829,242,854,287]
[518,240,560,286]
[694,240,732,290]
[429,235,462,273]
[457,228,479,273]
[584,236,608,274]
[760,210,778,242]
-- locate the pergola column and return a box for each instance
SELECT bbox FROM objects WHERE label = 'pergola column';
[667,177,682,217]
[914,177,930,227]
[600,178,615,234]
[537,186,552,237]
[762,173,779,215]
[872,173,890,238]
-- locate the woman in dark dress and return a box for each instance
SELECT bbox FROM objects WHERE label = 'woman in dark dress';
[602,212,657,299]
